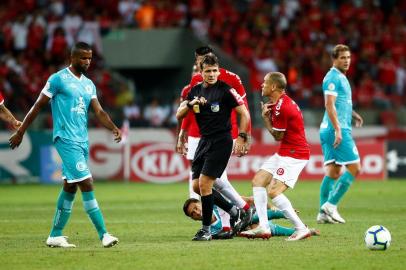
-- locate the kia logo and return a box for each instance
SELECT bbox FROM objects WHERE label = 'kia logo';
[131,143,190,183]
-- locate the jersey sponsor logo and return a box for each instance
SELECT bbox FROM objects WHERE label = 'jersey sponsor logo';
[229,88,244,104]
[71,97,86,114]
[276,168,284,175]
[328,83,335,91]
[76,161,87,172]
[211,102,220,112]
[275,97,283,111]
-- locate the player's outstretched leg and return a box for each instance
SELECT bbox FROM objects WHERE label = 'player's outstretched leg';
[213,171,250,210]
[46,190,76,248]
[82,191,119,247]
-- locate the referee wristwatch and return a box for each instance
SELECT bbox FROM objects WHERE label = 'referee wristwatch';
[238,132,248,142]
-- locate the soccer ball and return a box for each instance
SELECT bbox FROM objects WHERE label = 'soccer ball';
[364,225,391,250]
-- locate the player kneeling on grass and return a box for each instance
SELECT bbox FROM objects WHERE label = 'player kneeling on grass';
[240,72,314,241]
[183,198,319,240]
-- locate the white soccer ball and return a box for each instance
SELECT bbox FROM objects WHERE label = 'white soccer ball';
[364,225,391,250]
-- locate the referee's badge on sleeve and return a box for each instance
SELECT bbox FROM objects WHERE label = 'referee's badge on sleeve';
[211,102,220,112]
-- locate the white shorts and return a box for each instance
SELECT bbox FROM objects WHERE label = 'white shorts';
[186,136,201,160]
[260,153,308,188]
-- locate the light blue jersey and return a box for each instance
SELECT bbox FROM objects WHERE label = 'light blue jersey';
[42,67,97,142]
[320,67,353,131]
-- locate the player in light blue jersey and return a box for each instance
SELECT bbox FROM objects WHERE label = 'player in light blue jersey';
[318,44,363,224]
[9,42,122,248]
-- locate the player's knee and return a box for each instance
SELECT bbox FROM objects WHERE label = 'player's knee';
[326,166,341,179]
[252,171,269,187]
[268,186,283,198]
[199,181,211,195]
[347,163,361,177]
[63,182,78,193]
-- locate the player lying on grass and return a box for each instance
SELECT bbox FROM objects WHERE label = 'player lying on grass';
[183,198,320,240]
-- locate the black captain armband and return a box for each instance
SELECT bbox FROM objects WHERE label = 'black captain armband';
[238,132,248,141]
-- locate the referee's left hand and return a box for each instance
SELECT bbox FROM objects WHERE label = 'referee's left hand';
[233,137,248,157]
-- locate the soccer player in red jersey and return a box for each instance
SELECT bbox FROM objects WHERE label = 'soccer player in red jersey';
[0,91,21,130]
[240,72,313,241]
[176,46,252,218]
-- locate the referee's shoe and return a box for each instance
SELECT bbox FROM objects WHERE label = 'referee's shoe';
[231,208,252,235]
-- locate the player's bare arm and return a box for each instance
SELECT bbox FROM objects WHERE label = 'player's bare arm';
[176,128,188,155]
[233,104,250,157]
[352,110,363,128]
[90,99,121,143]
[9,93,50,149]
[325,94,342,148]
[0,104,21,130]
[260,101,284,141]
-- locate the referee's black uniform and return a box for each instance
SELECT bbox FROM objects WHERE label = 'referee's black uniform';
[187,80,243,180]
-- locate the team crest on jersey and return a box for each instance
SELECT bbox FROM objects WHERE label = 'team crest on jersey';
[211,102,220,112]
[85,85,92,94]
[328,83,335,91]
[277,168,284,175]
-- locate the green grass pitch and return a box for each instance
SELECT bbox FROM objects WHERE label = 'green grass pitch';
[0,180,405,270]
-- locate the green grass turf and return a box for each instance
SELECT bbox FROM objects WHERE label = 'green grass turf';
[0,180,405,270]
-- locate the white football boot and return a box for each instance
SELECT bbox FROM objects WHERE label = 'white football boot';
[239,226,272,239]
[46,236,76,248]
[321,202,346,224]
[286,227,311,241]
[317,212,338,224]
[102,233,119,248]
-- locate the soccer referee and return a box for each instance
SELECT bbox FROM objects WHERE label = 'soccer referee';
[176,54,250,241]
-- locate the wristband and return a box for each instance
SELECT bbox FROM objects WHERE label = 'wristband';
[238,132,248,142]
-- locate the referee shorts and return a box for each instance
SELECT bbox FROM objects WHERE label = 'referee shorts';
[192,133,233,180]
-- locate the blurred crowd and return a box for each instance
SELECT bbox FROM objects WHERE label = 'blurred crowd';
[0,0,405,128]
[189,0,406,110]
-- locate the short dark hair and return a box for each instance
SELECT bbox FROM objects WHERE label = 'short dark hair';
[71,41,92,56]
[199,53,219,70]
[331,44,350,59]
[183,198,200,217]
[195,46,213,57]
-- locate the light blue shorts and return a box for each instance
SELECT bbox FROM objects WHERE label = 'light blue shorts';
[320,129,360,166]
[54,137,92,183]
